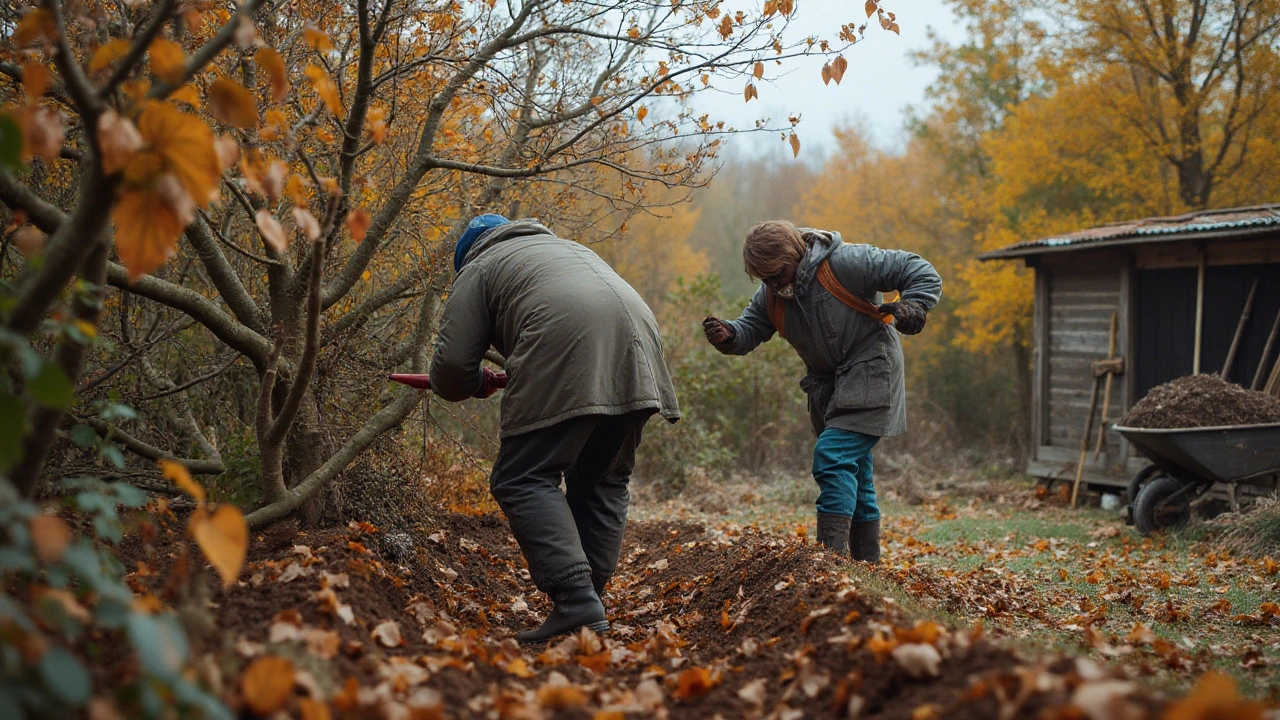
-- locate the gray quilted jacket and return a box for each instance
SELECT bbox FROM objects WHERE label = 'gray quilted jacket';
[716,229,942,437]
[430,220,681,438]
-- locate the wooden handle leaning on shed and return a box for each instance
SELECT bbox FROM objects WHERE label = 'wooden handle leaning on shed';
[1093,311,1121,461]
[1073,310,1120,508]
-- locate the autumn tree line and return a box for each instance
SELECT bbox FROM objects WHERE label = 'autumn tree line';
[4,0,1280,519]
[590,0,1280,490]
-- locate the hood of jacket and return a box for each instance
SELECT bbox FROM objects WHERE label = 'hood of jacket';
[790,228,842,297]
[458,219,553,272]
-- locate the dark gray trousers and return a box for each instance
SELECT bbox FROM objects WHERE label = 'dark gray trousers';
[489,410,650,594]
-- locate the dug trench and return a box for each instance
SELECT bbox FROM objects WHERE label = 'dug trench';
[129,510,1171,718]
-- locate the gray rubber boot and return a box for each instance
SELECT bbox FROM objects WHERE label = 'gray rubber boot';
[850,519,881,564]
[816,513,851,556]
[515,583,609,645]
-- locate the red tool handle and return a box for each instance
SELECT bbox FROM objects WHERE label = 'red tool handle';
[389,373,431,389]
[388,372,508,390]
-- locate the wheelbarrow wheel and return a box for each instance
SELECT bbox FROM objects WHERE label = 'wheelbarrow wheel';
[1124,464,1162,525]
[1133,475,1192,536]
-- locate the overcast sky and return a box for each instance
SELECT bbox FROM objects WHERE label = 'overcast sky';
[691,0,967,159]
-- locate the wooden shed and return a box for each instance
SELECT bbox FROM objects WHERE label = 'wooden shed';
[979,204,1280,493]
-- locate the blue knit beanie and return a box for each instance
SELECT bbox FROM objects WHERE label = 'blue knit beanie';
[453,214,510,273]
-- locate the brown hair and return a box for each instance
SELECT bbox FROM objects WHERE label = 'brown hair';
[743,220,805,279]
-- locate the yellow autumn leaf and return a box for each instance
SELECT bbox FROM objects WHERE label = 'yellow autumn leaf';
[821,63,833,86]
[281,174,305,204]
[743,83,757,102]
[159,459,205,502]
[73,320,97,339]
[789,132,800,158]
[209,79,259,129]
[865,0,877,17]
[112,181,189,281]
[89,39,132,73]
[305,65,344,115]
[753,62,764,80]
[361,270,371,281]
[170,83,202,109]
[241,655,295,715]
[303,24,334,52]
[148,38,187,86]
[367,105,388,142]
[636,106,648,123]
[254,48,290,102]
[191,505,248,588]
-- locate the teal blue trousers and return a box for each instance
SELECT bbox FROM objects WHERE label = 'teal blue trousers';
[812,428,880,521]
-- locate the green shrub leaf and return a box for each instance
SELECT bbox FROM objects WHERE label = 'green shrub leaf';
[128,613,189,680]
[38,647,91,706]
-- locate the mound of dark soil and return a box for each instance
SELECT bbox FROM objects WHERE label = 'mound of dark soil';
[118,511,1165,720]
[1121,374,1280,429]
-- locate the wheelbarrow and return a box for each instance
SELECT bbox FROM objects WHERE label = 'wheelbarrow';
[1113,422,1280,535]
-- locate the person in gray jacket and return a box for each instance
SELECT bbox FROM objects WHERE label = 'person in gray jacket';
[702,220,941,562]
[429,214,681,643]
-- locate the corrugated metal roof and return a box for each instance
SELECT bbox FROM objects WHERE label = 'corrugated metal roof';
[978,204,1280,260]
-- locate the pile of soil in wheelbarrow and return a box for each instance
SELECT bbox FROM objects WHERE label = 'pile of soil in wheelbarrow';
[1121,374,1280,429]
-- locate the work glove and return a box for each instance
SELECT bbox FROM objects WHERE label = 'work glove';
[474,368,508,399]
[702,316,735,347]
[878,299,927,335]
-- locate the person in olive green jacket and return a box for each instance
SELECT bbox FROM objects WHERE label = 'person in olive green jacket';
[703,220,941,562]
[429,215,681,643]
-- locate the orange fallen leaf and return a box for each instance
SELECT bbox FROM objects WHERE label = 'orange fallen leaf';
[332,677,359,710]
[190,505,248,588]
[673,666,718,700]
[505,657,535,678]
[298,698,331,720]
[578,650,611,674]
[241,655,295,715]
[1162,671,1265,720]
[29,515,72,563]
[537,685,588,710]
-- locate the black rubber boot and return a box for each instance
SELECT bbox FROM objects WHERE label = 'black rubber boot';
[515,583,609,645]
[849,519,880,564]
[816,513,851,556]
[592,572,609,600]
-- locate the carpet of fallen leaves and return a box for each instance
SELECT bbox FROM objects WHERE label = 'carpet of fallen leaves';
[109,493,1280,720]
[866,483,1280,703]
